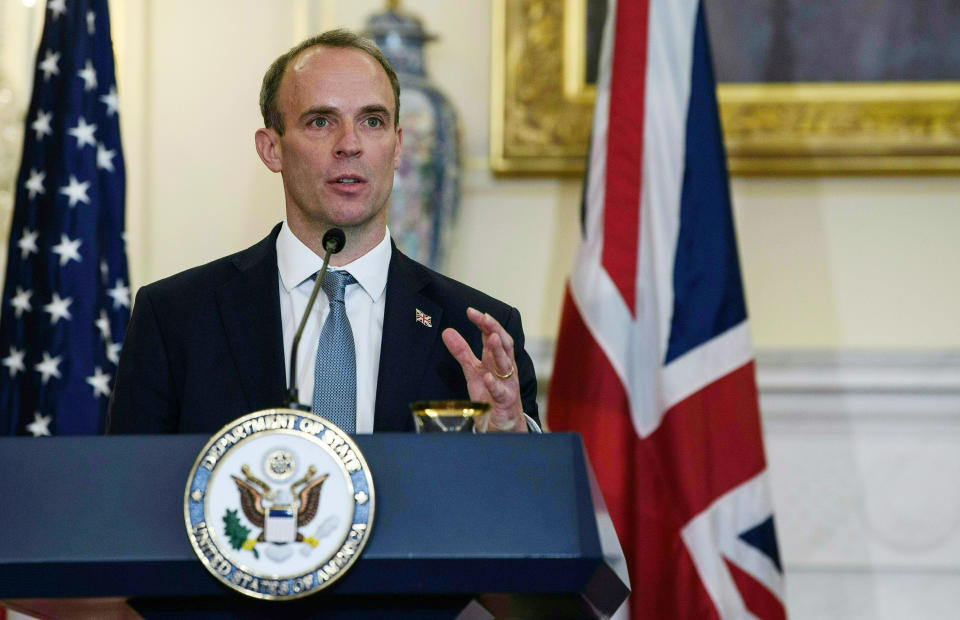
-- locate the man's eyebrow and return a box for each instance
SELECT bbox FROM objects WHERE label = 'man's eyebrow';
[359,104,392,123]
[360,104,390,116]
[297,106,338,123]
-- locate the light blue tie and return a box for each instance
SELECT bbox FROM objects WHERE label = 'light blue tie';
[312,270,357,433]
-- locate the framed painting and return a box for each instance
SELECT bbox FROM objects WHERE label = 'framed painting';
[490,0,960,175]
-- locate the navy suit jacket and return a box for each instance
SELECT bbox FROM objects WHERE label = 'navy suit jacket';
[107,225,538,434]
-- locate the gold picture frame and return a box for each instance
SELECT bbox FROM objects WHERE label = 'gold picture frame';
[490,0,960,175]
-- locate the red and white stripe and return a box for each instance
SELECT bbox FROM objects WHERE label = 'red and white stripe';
[549,0,786,617]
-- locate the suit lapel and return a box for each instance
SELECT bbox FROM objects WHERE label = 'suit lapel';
[215,225,288,412]
[374,246,443,432]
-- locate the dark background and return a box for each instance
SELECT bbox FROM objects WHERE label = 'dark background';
[583,0,960,83]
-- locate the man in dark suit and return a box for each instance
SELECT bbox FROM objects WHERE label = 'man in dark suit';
[107,30,538,434]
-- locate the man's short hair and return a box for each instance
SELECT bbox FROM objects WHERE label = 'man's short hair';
[259,29,401,135]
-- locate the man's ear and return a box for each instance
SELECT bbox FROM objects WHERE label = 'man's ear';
[255,127,282,173]
[393,127,403,170]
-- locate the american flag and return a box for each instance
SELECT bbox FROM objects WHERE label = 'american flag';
[548,0,786,618]
[0,0,129,436]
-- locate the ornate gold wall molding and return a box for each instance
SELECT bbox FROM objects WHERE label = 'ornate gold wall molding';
[720,83,960,174]
[490,0,960,175]
[490,0,593,174]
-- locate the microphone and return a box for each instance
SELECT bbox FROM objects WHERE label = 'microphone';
[321,227,346,254]
[286,228,346,409]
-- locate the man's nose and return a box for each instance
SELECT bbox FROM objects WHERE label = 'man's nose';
[334,125,361,158]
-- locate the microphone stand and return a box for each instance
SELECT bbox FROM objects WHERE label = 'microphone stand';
[286,228,345,410]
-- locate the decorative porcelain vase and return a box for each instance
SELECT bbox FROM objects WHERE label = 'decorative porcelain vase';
[364,3,461,271]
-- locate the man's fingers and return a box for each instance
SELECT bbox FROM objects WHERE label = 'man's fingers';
[483,372,511,403]
[441,327,478,371]
[487,332,515,378]
[466,306,485,327]
[497,321,514,353]
[488,326,515,361]
[467,307,515,356]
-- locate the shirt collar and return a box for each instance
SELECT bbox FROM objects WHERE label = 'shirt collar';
[276,221,391,302]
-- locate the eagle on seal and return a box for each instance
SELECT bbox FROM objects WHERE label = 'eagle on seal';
[232,464,329,543]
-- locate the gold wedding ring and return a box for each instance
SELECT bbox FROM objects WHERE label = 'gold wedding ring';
[493,365,515,380]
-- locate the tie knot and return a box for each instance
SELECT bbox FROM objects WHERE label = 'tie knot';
[320,270,355,303]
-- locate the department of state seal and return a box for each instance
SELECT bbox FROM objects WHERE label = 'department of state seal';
[183,409,375,600]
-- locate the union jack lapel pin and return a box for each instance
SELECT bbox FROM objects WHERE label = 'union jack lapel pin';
[415,308,432,327]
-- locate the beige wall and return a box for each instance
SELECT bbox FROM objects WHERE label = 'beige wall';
[734,176,960,349]
[1,0,958,350]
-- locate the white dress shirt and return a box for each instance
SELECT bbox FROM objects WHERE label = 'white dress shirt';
[276,221,391,433]
[276,221,541,434]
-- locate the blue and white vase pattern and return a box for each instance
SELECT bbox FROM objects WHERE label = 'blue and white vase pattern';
[365,8,461,271]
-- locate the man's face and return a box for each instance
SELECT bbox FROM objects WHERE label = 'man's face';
[267,46,401,239]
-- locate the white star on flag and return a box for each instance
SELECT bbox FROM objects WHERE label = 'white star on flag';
[34,352,63,384]
[47,0,67,19]
[18,229,39,259]
[10,287,32,318]
[68,117,98,149]
[31,110,53,140]
[38,51,60,81]
[86,367,112,398]
[107,279,131,309]
[96,144,116,172]
[2,0,132,437]
[43,292,73,325]
[27,412,53,437]
[107,342,122,365]
[2,347,26,377]
[100,86,119,117]
[59,175,91,207]
[95,310,112,340]
[77,59,98,92]
[52,234,83,266]
[25,169,46,199]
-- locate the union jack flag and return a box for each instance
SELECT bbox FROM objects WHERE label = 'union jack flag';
[0,0,129,436]
[415,308,432,327]
[548,0,786,617]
